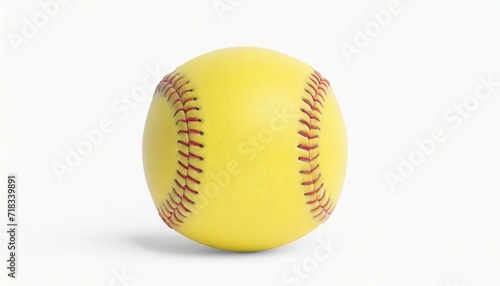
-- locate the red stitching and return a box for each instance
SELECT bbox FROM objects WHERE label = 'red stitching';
[171,97,197,106]
[300,108,320,122]
[298,130,319,140]
[298,144,318,151]
[178,129,204,135]
[174,106,199,116]
[172,187,182,202]
[300,164,320,175]
[165,73,175,81]
[176,209,188,218]
[176,170,201,184]
[165,200,175,213]
[304,89,324,107]
[178,150,203,161]
[178,201,191,213]
[159,201,179,228]
[176,118,202,125]
[176,81,190,92]
[306,188,326,205]
[304,182,323,196]
[166,88,176,101]
[160,203,170,216]
[182,194,195,205]
[155,71,203,228]
[170,74,182,86]
[302,174,321,186]
[184,184,199,195]
[302,98,322,114]
[309,74,319,86]
[298,153,320,162]
[177,160,203,173]
[173,211,183,223]
[315,70,331,86]
[299,119,320,131]
[182,97,197,105]
[177,140,203,148]
[299,70,335,223]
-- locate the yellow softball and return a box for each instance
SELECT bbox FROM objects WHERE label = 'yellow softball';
[143,47,347,252]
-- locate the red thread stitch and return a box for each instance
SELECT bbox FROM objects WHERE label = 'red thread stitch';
[299,70,336,223]
[154,71,203,229]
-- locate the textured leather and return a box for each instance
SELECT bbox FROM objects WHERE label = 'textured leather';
[143,47,347,251]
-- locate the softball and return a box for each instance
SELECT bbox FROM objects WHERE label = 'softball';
[142,47,347,252]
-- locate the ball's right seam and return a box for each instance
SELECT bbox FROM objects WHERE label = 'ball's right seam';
[298,70,336,223]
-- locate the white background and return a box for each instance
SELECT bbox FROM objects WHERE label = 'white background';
[1,1,500,285]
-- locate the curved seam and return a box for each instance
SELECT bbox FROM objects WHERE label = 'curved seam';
[154,71,203,228]
[299,70,335,223]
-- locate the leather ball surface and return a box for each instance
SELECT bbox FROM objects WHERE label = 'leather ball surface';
[143,47,347,252]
